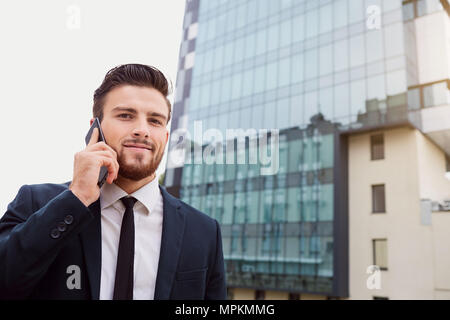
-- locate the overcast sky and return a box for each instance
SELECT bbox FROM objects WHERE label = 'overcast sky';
[0,0,186,214]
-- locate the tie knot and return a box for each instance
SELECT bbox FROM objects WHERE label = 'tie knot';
[120,196,137,210]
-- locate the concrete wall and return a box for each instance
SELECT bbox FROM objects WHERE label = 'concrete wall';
[416,131,450,202]
[431,211,450,299]
[348,127,439,299]
[415,10,450,83]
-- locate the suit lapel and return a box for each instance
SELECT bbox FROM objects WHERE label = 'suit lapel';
[79,199,102,300]
[154,186,185,300]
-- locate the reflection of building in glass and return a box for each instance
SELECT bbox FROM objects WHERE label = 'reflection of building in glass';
[164,0,450,299]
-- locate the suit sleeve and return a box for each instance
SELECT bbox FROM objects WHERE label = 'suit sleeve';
[0,185,94,299]
[205,219,227,300]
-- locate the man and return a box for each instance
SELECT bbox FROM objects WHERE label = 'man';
[0,64,226,300]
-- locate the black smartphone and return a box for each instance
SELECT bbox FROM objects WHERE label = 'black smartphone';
[85,117,109,188]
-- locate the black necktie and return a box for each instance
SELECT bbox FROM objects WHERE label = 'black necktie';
[113,196,137,300]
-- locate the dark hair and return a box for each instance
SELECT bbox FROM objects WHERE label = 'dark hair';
[93,64,172,123]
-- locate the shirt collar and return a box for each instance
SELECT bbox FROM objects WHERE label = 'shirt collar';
[100,177,160,215]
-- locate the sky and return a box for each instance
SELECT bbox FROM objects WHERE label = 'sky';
[0,0,187,214]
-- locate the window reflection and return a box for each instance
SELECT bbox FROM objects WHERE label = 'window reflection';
[386,70,406,96]
[293,13,305,43]
[407,88,421,110]
[320,4,333,34]
[292,53,304,84]
[334,39,348,72]
[367,75,386,101]
[350,35,365,68]
[334,83,350,119]
[384,23,404,58]
[319,45,333,76]
[349,0,365,23]
[424,82,450,107]
[366,30,383,63]
[305,49,318,79]
[306,9,318,39]
[318,87,333,119]
[350,79,366,116]
[290,94,304,127]
[304,91,319,123]
[334,0,348,28]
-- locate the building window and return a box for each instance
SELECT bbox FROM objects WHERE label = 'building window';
[255,290,265,300]
[373,239,388,271]
[372,184,386,213]
[227,288,234,300]
[407,79,450,109]
[402,0,444,20]
[370,134,384,160]
[289,293,300,300]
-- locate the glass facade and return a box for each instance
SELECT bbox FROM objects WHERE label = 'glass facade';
[187,0,410,136]
[165,0,447,297]
[179,123,336,293]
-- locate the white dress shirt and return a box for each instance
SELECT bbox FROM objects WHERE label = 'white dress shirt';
[99,177,163,300]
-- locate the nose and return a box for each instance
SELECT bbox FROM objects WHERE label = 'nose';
[132,118,150,138]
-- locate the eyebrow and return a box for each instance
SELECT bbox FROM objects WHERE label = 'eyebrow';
[112,106,168,122]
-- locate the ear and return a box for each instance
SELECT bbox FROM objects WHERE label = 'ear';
[165,130,169,144]
[89,118,95,126]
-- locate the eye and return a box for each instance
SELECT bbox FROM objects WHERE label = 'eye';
[149,119,162,125]
[118,113,132,119]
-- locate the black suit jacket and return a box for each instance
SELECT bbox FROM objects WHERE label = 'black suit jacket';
[0,182,226,299]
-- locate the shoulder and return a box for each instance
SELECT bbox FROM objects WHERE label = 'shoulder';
[13,182,71,205]
[5,182,76,220]
[22,181,70,197]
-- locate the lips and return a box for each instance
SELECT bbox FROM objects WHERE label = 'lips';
[123,143,153,151]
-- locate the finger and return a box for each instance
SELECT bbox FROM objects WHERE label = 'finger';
[87,128,99,147]
[97,156,117,184]
[93,151,120,178]
[89,141,118,159]
[98,147,119,179]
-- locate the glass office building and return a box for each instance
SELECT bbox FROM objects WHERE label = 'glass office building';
[164,0,448,297]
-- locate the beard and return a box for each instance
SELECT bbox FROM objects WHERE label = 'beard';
[115,146,164,181]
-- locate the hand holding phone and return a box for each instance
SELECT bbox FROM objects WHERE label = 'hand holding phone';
[69,118,119,207]
[85,118,109,188]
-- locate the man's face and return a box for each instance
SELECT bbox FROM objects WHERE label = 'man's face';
[93,85,169,181]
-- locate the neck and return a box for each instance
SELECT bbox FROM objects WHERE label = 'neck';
[114,173,156,194]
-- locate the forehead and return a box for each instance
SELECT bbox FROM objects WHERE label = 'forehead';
[103,85,168,117]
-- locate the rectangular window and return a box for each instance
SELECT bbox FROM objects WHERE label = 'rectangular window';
[407,88,421,110]
[372,184,386,213]
[289,293,300,300]
[373,239,388,270]
[334,0,348,28]
[310,236,320,253]
[227,288,235,300]
[423,82,450,108]
[370,133,384,160]
[255,290,265,300]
